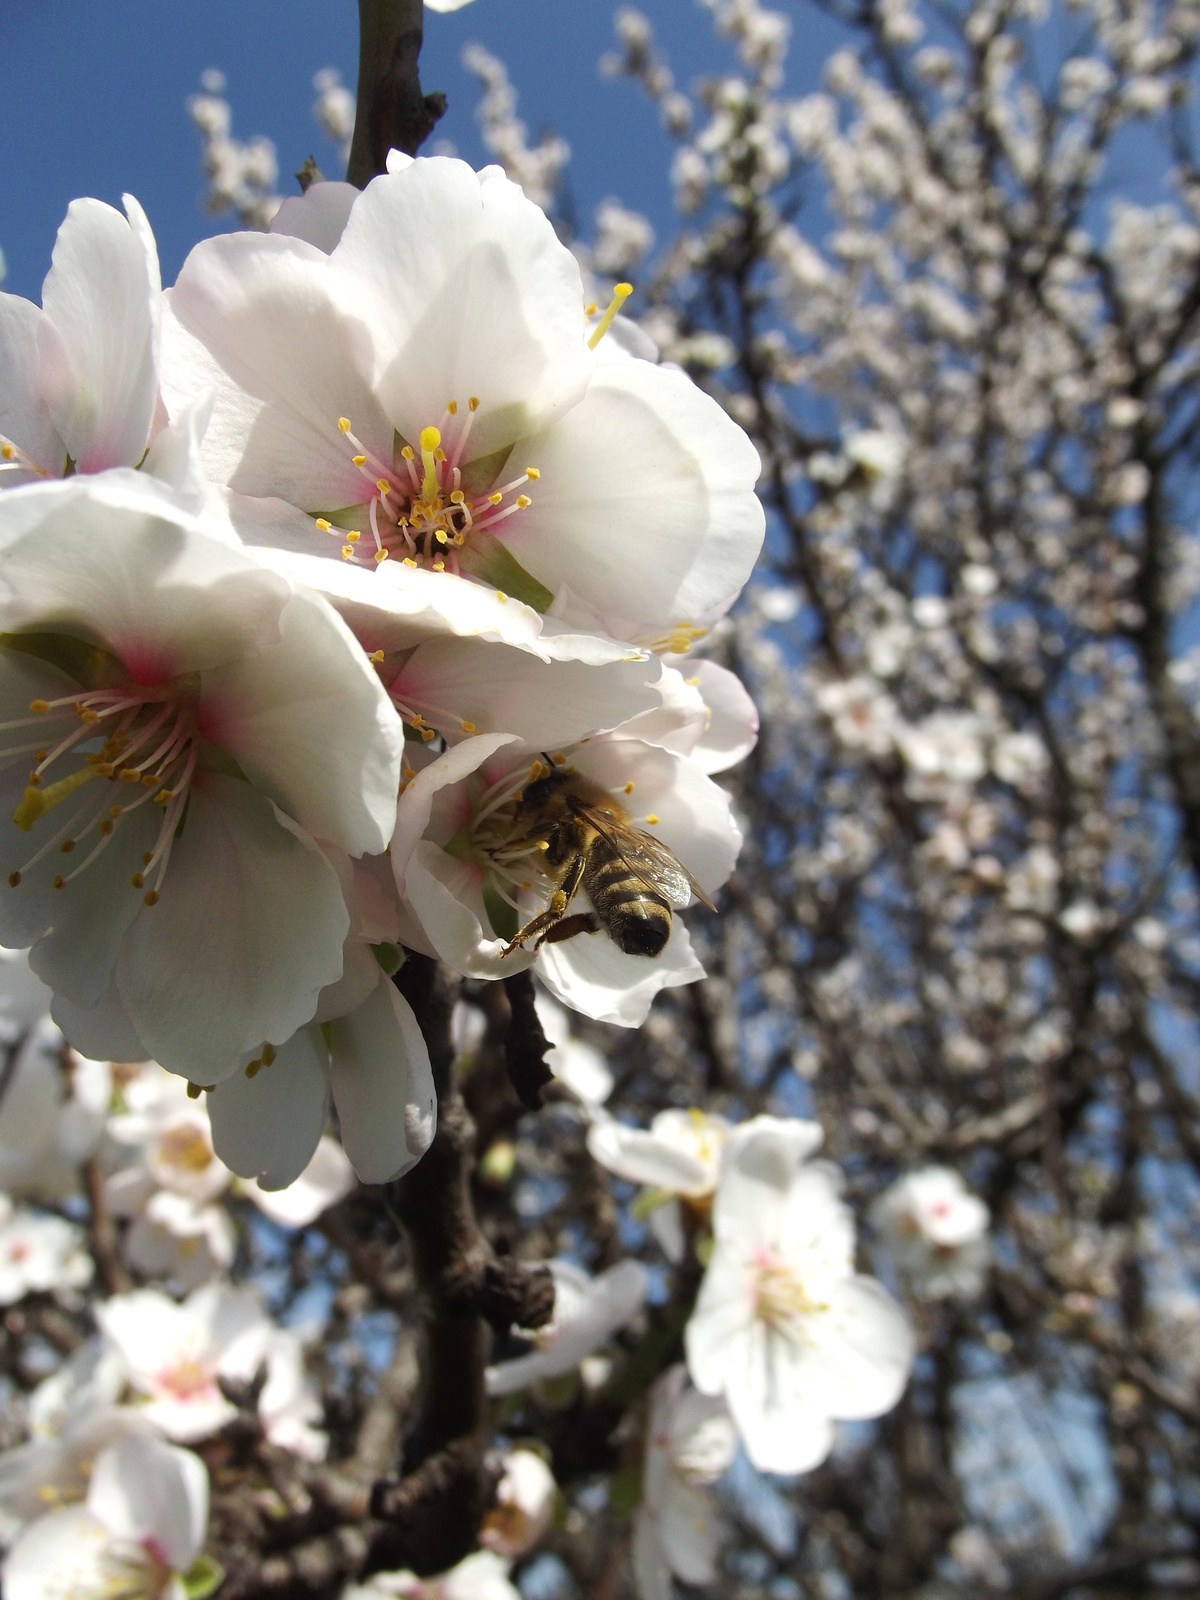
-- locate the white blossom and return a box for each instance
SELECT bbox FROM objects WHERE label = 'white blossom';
[871,1166,990,1301]
[486,1259,648,1395]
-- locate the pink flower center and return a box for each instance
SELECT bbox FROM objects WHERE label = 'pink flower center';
[155,1354,215,1403]
[2,678,202,907]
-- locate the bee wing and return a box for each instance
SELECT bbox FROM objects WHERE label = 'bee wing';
[576,804,717,912]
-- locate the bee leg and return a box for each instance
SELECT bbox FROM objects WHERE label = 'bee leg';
[500,857,587,956]
[536,912,600,948]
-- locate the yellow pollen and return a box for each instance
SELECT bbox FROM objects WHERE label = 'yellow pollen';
[131,873,144,889]
[346,531,361,543]
[342,546,355,560]
[78,708,99,725]
[29,700,49,714]
[587,283,633,348]
[447,400,458,416]
[94,762,114,778]
[585,302,599,316]
[338,417,352,433]
[645,813,660,825]
[432,559,445,571]
[353,454,367,467]
[261,1042,276,1066]
[186,1082,202,1100]
[154,790,172,806]
[52,875,65,890]
[495,591,507,604]
[369,650,385,663]
[7,871,18,887]
[469,397,480,411]
[59,840,75,854]
[376,478,391,494]
[119,769,141,784]
[538,839,550,851]
[515,495,531,509]
[1,444,14,461]
[450,490,465,505]
[624,782,635,794]
[315,518,332,531]
[143,890,159,907]
[245,1059,262,1079]
[141,774,157,788]
[421,728,435,741]
[461,721,476,733]
[374,549,390,564]
[435,529,447,544]
[13,765,98,831]
[98,820,113,836]
[109,805,122,818]
[403,557,417,567]
[401,445,415,461]
[142,852,153,865]
[434,447,446,462]
[488,492,503,506]
[453,532,464,546]
[525,467,540,480]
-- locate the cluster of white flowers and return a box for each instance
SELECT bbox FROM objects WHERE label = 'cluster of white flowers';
[0,156,762,1197]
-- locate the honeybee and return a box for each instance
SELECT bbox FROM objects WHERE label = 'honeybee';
[499,764,715,958]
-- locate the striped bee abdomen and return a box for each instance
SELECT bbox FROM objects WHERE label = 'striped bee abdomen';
[584,837,672,958]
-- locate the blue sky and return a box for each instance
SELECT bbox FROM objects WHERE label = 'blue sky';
[0,0,841,301]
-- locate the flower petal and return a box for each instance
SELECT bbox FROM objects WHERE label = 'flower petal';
[332,158,591,460]
[0,292,67,478]
[536,908,705,1027]
[270,182,359,253]
[507,358,763,627]
[39,198,159,472]
[201,585,405,856]
[86,1431,208,1571]
[116,776,349,1079]
[207,1027,329,1189]
[327,977,436,1182]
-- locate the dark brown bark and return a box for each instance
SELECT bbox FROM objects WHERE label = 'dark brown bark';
[346,0,446,188]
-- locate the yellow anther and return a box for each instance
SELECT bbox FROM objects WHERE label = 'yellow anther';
[525,467,540,480]
[143,890,159,907]
[141,774,157,788]
[261,1042,276,1066]
[342,546,354,560]
[419,426,442,499]
[401,445,415,461]
[353,454,367,467]
[52,875,65,890]
[186,1082,202,1100]
[434,447,446,462]
[78,708,99,725]
[452,532,465,546]
[435,529,448,544]
[315,518,332,531]
[468,397,480,412]
[685,675,700,686]
[552,752,565,764]
[538,840,550,852]
[403,557,417,567]
[245,1059,262,1079]
[98,820,113,836]
[338,417,352,433]
[447,400,458,416]
[587,282,633,349]
[410,713,424,726]
[488,492,503,505]
[6,871,18,887]
[645,813,660,825]
[495,591,507,604]
[450,490,465,505]
[376,478,391,494]
[368,650,384,663]
[155,789,172,805]
[420,728,436,741]
[585,302,599,316]
[131,873,144,889]
[624,781,635,794]
[346,531,361,542]
[515,495,531,509]
[29,700,49,714]
[59,839,75,854]
[142,852,153,865]
[432,559,445,571]
[109,804,123,818]
[95,761,114,778]
[1,444,14,461]
[461,721,476,733]
[374,549,390,564]
[13,765,97,831]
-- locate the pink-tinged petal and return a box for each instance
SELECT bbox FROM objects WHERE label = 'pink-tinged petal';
[507,359,764,628]
[2,1506,115,1600]
[403,842,532,980]
[0,472,291,678]
[201,585,405,857]
[207,1027,329,1189]
[0,293,67,478]
[40,198,159,472]
[332,158,591,460]
[86,1432,208,1571]
[328,978,436,1182]
[116,777,349,1081]
[169,231,389,509]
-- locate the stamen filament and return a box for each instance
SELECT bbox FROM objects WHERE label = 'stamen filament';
[587,283,633,349]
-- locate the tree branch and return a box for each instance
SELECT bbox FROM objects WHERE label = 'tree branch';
[347,0,447,188]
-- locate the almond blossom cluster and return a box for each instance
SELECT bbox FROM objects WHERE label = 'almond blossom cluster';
[0,152,763,1192]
